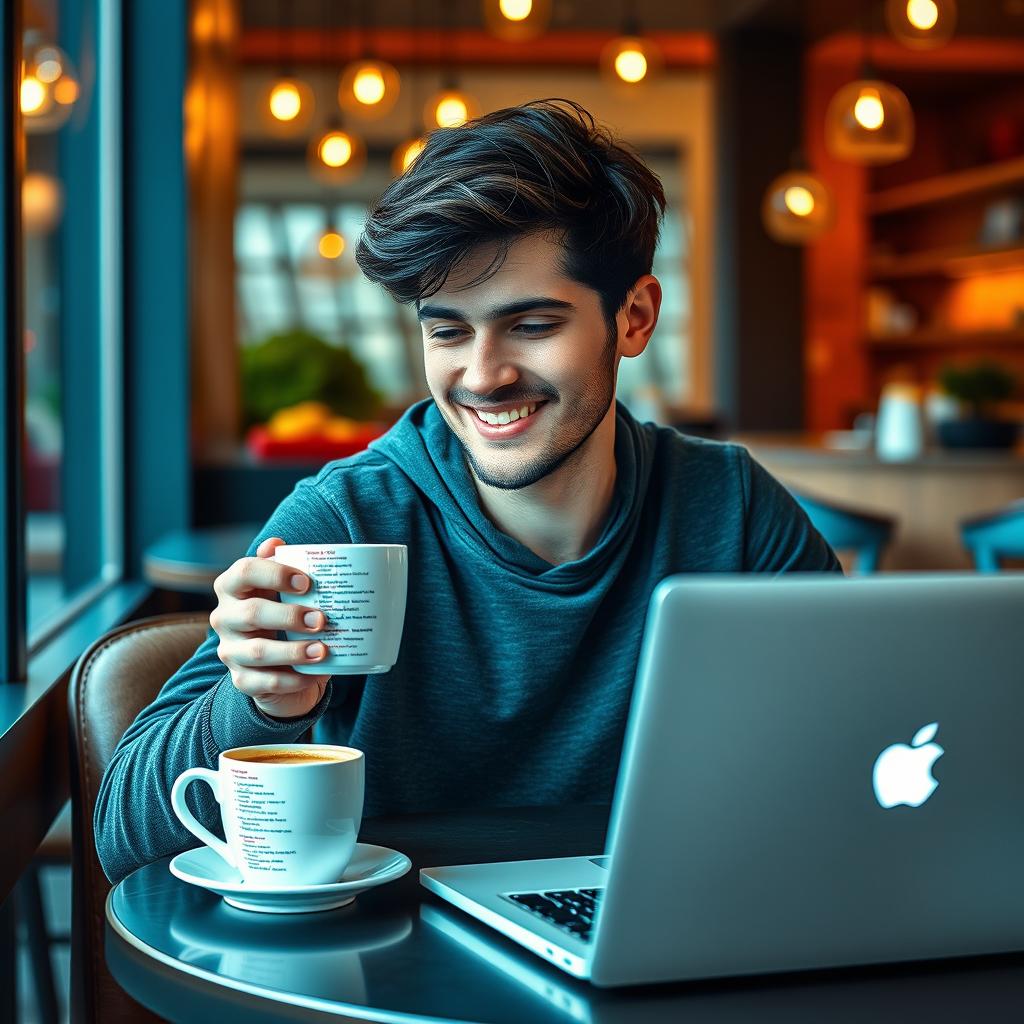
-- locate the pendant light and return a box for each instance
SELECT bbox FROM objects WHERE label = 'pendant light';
[482,0,551,42]
[425,77,479,129]
[885,0,956,49]
[762,157,835,245]
[307,4,365,185]
[825,75,914,164]
[21,29,79,133]
[423,3,478,129]
[339,0,400,119]
[826,5,914,165]
[393,0,429,176]
[600,0,662,89]
[261,0,314,136]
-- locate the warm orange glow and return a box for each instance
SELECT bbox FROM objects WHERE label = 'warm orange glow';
[854,88,885,130]
[269,81,302,121]
[396,137,426,173]
[940,271,1024,330]
[20,76,47,114]
[784,186,815,217]
[353,66,386,106]
[319,131,354,167]
[499,0,533,20]
[434,94,469,128]
[906,0,939,30]
[318,232,345,259]
[614,45,648,83]
[54,77,78,104]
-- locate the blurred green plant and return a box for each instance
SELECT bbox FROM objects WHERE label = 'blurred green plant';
[241,329,382,428]
[938,361,1017,417]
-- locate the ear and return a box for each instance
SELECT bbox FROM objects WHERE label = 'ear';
[618,275,662,359]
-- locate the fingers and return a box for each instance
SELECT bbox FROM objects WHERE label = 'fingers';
[210,597,324,636]
[256,536,285,558]
[219,635,328,670]
[214,549,310,601]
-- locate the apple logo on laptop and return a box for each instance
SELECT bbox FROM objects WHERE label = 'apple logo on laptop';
[872,722,944,809]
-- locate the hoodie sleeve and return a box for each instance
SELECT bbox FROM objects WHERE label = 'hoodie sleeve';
[737,447,845,574]
[94,477,351,884]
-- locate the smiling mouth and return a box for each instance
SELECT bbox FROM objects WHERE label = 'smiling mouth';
[463,401,543,427]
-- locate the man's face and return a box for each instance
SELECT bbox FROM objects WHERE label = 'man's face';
[417,233,619,491]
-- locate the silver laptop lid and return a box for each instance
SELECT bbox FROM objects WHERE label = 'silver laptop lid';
[590,574,1024,987]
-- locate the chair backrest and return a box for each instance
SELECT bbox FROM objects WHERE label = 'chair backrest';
[68,612,210,1024]
[961,500,1024,572]
[791,490,896,574]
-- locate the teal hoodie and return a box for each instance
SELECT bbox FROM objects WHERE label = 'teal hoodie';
[95,400,841,883]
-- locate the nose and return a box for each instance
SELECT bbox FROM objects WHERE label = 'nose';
[461,334,519,399]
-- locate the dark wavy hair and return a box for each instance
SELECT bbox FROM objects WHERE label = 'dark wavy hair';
[354,98,666,327]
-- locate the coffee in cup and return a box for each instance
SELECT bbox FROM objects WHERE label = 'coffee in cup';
[171,743,364,886]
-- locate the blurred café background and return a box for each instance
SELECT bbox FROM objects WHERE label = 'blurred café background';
[3,0,1024,1020]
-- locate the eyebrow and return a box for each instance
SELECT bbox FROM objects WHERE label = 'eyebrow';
[416,296,577,323]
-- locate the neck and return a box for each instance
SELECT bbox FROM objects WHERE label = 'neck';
[470,405,619,566]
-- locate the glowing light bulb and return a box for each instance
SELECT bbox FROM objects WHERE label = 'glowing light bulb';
[499,0,533,20]
[436,96,469,128]
[854,88,885,131]
[319,232,345,259]
[20,76,47,114]
[614,47,648,83]
[319,132,353,168]
[784,186,815,217]
[269,82,302,122]
[400,138,425,172]
[353,67,386,106]
[906,0,939,30]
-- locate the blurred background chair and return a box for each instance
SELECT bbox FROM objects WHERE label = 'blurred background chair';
[68,612,211,1024]
[790,490,897,574]
[961,500,1024,572]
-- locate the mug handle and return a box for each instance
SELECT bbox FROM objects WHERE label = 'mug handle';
[170,767,236,868]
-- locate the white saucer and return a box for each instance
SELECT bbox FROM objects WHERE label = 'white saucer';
[169,842,411,914]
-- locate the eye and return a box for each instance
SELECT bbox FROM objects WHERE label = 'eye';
[428,328,465,341]
[514,322,558,335]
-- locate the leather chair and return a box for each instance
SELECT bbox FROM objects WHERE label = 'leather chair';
[68,611,211,1024]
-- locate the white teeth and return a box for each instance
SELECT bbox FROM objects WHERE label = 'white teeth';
[473,403,540,427]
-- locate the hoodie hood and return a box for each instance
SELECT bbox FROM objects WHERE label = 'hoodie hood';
[368,398,656,592]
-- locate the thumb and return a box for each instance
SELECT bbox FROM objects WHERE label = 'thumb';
[256,536,286,558]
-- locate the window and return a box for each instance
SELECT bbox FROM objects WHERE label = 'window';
[20,0,124,649]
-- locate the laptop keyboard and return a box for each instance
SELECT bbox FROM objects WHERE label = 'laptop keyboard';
[506,887,604,943]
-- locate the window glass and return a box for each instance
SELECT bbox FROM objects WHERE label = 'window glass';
[23,0,122,643]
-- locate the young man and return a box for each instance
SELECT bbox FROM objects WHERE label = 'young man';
[96,99,841,884]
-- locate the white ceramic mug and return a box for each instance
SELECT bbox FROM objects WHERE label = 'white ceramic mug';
[274,543,408,675]
[171,743,364,886]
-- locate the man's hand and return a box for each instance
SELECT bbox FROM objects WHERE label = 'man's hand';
[209,537,330,719]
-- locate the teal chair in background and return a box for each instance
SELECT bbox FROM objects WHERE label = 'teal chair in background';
[790,490,896,574]
[960,501,1024,572]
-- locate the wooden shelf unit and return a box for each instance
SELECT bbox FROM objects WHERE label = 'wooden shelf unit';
[866,329,1024,348]
[867,155,1024,216]
[867,243,1024,280]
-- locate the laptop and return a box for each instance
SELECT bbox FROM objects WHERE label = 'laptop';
[420,573,1024,987]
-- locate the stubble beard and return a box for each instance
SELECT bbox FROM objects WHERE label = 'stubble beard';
[446,327,618,492]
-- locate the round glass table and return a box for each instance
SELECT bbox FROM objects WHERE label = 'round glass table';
[105,805,1024,1023]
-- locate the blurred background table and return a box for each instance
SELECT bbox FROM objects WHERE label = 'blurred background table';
[738,434,1024,571]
